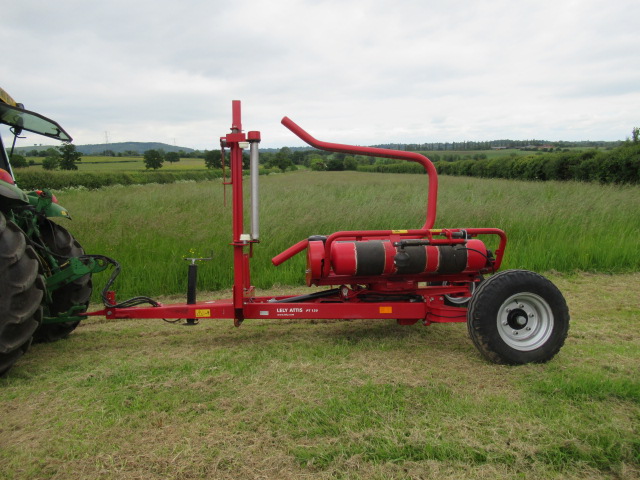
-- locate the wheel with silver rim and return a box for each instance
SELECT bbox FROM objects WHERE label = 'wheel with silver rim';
[496,292,554,351]
[467,270,569,365]
[444,276,483,306]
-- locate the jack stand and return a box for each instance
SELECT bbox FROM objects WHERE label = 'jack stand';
[184,256,212,325]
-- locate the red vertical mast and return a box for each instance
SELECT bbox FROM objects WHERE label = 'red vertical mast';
[221,100,252,325]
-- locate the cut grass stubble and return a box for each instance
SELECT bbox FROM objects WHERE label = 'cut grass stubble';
[1,273,638,479]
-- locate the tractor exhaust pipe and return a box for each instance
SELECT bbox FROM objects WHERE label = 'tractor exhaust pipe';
[248,131,261,240]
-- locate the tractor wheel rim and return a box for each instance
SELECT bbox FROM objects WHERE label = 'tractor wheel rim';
[497,292,554,351]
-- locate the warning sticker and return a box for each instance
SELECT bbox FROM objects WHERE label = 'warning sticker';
[391,230,408,234]
[379,306,393,314]
[195,309,211,318]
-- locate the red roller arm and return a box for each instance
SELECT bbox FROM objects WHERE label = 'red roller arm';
[281,116,438,230]
[272,239,309,266]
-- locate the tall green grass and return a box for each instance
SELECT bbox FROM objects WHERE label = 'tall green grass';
[51,171,640,299]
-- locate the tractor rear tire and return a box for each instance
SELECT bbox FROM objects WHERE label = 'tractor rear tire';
[33,220,92,343]
[0,212,44,376]
[467,269,569,365]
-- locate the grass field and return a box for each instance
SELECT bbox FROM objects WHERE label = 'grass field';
[0,273,638,479]
[45,170,640,300]
[1,170,639,478]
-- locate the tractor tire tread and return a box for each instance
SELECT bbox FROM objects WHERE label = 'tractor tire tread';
[0,212,44,376]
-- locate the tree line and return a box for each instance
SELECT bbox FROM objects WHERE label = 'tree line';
[359,136,640,185]
[435,142,639,183]
[10,143,83,170]
[8,128,638,181]
[374,139,623,152]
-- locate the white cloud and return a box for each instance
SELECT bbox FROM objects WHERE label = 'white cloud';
[2,0,638,149]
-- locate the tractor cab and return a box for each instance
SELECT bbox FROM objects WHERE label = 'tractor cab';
[0,86,72,181]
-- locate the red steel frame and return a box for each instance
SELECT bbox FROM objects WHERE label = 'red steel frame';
[86,101,507,327]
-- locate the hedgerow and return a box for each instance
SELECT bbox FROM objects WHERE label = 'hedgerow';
[357,143,640,184]
[357,163,425,174]
[439,144,640,183]
[14,167,281,191]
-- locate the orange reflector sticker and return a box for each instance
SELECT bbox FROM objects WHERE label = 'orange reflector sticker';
[379,306,393,314]
[195,309,211,318]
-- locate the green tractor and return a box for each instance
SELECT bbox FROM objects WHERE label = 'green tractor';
[0,87,105,376]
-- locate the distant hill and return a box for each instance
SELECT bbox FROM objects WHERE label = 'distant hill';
[14,142,196,156]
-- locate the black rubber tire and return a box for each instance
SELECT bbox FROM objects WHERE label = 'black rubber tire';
[33,219,92,343]
[467,269,569,365]
[0,212,44,376]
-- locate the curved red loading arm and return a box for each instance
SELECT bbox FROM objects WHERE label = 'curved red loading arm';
[272,117,439,267]
[281,117,438,230]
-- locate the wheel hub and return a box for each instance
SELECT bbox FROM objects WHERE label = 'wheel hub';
[507,308,528,329]
[497,293,554,351]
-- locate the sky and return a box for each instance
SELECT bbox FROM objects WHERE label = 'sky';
[3,0,639,150]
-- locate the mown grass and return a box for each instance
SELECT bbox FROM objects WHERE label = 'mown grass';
[44,170,640,300]
[0,273,638,479]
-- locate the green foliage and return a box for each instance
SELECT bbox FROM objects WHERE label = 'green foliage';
[165,151,180,163]
[13,166,284,191]
[358,162,425,174]
[9,154,27,168]
[203,150,222,169]
[343,156,357,170]
[326,157,344,171]
[434,143,640,184]
[14,169,224,190]
[42,155,60,170]
[291,150,305,165]
[57,142,82,171]
[309,158,326,171]
[143,149,164,170]
[269,147,294,172]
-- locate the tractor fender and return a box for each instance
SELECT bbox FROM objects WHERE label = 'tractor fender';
[26,190,71,219]
[41,201,71,219]
[0,180,29,205]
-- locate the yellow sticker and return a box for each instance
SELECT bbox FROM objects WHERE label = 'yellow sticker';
[379,306,393,314]
[195,309,211,318]
[430,229,442,234]
[391,230,408,234]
